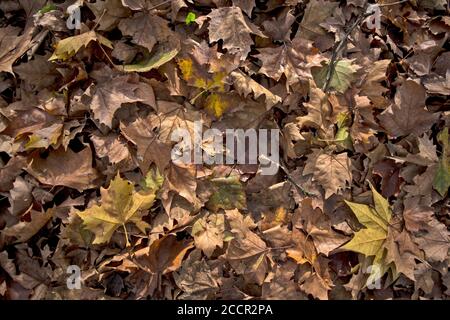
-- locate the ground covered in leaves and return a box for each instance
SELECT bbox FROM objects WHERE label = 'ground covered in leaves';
[0,0,449,300]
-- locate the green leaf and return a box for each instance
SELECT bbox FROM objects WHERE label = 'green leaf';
[312,59,359,93]
[122,47,179,73]
[38,3,57,14]
[185,12,196,25]
[335,114,353,150]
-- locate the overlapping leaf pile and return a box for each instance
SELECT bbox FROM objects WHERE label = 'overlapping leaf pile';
[0,0,449,300]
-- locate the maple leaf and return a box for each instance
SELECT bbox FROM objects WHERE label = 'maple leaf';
[191,213,225,257]
[378,80,440,137]
[76,173,157,244]
[49,30,113,61]
[90,75,143,128]
[312,59,360,93]
[225,209,268,285]
[207,7,266,60]
[255,37,315,86]
[299,0,338,40]
[229,70,281,109]
[0,25,36,74]
[342,184,391,256]
[303,149,352,198]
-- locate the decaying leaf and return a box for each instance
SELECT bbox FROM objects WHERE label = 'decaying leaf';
[27,147,99,192]
[0,0,449,302]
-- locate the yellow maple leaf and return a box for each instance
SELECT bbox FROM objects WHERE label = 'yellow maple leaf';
[76,173,158,245]
[342,183,391,256]
[177,57,226,91]
[49,30,113,61]
[205,93,229,118]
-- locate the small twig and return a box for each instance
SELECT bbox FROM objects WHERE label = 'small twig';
[378,0,409,7]
[93,9,107,31]
[323,11,372,93]
[147,0,173,11]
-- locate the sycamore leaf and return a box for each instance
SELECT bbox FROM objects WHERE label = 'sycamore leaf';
[299,0,338,40]
[0,26,36,74]
[204,93,230,118]
[255,37,315,86]
[207,7,265,61]
[49,31,113,61]
[132,234,194,274]
[77,173,157,244]
[303,150,352,198]
[225,209,268,285]
[191,213,225,257]
[142,168,164,193]
[312,59,359,93]
[90,75,143,128]
[24,122,63,150]
[342,185,392,256]
[232,0,255,16]
[118,12,175,52]
[229,69,281,109]
[378,80,440,137]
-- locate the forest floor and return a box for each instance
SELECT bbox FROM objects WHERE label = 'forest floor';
[0,0,449,300]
